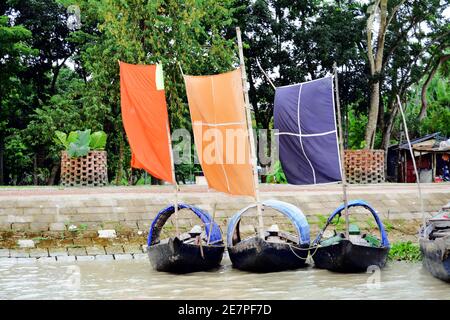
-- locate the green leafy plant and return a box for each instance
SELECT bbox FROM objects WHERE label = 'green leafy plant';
[54,129,107,158]
[388,241,422,262]
[330,215,357,232]
[54,131,68,148]
[266,161,287,184]
[383,220,394,232]
[316,214,329,229]
[68,129,91,158]
[365,218,376,230]
[89,131,107,150]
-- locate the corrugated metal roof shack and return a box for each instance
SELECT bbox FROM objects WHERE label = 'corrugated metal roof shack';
[387,132,450,183]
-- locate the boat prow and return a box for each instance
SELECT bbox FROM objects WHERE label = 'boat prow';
[148,237,224,273]
[228,236,309,273]
[312,239,389,273]
[312,200,390,273]
[419,207,450,282]
[147,203,225,273]
[227,199,310,273]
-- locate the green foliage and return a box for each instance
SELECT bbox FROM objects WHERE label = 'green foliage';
[55,129,107,158]
[89,131,107,150]
[393,70,450,140]
[316,214,329,229]
[67,130,91,158]
[316,213,358,232]
[67,131,79,146]
[365,218,376,230]
[329,215,357,232]
[0,0,449,185]
[388,241,422,262]
[54,131,68,149]
[266,161,287,184]
[347,104,368,149]
[416,73,450,137]
[384,220,394,232]
[4,133,33,184]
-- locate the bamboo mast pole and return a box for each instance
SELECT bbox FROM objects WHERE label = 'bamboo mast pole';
[162,61,179,237]
[333,62,350,239]
[397,95,425,232]
[167,121,180,237]
[236,27,265,239]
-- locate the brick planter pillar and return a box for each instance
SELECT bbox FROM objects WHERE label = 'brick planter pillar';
[344,149,385,184]
[61,151,108,186]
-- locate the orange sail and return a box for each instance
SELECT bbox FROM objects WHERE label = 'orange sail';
[183,68,255,196]
[119,61,174,184]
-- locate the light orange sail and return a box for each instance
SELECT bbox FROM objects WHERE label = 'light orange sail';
[119,61,174,184]
[183,68,255,196]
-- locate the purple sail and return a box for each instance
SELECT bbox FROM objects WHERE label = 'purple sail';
[274,76,342,185]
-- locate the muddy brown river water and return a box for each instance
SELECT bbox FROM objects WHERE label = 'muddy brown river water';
[0,255,448,300]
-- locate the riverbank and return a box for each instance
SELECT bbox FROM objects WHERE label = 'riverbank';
[0,183,448,263]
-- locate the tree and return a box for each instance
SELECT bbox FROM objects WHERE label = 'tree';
[376,0,449,152]
[6,0,76,99]
[364,0,450,150]
[395,67,450,140]
[1,0,79,185]
[419,53,450,120]
[0,14,36,184]
[365,0,389,149]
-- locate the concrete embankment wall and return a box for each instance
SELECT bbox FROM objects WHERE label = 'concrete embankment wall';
[0,184,449,233]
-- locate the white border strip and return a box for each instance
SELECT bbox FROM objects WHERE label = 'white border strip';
[193,121,245,127]
[275,130,336,138]
[276,75,333,89]
[297,84,317,184]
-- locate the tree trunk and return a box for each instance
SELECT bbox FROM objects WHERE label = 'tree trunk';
[365,82,380,149]
[115,133,124,186]
[47,161,60,185]
[365,0,388,150]
[381,101,398,152]
[50,57,69,94]
[128,168,133,185]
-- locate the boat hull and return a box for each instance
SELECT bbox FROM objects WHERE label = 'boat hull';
[419,237,450,282]
[147,237,224,273]
[228,236,309,273]
[312,240,389,273]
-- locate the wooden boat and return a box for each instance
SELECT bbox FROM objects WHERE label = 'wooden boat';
[419,204,450,282]
[147,203,225,273]
[227,199,310,273]
[311,200,390,273]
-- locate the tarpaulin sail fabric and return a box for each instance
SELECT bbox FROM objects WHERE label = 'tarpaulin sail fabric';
[183,68,255,197]
[119,61,174,184]
[274,76,342,185]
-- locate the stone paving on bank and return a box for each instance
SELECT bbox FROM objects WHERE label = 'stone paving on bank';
[0,245,148,263]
